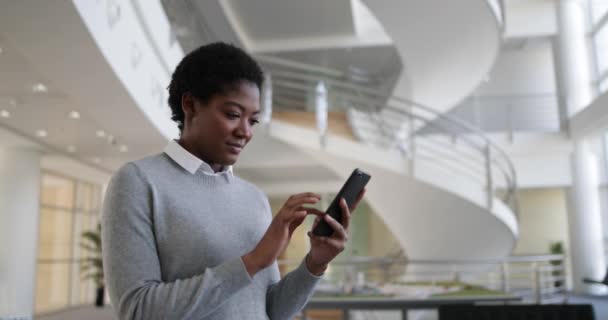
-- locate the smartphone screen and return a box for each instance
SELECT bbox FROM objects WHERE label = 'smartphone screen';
[312,168,371,237]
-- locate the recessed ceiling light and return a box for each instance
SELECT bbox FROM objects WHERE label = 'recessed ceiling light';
[32,83,48,93]
[67,145,77,153]
[93,157,102,164]
[119,145,128,152]
[0,110,9,118]
[96,130,106,138]
[68,111,80,119]
[36,129,48,138]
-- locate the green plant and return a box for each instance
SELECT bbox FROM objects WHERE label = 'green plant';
[549,241,564,256]
[80,223,104,305]
[549,241,564,288]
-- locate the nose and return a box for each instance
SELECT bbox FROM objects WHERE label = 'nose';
[235,119,253,141]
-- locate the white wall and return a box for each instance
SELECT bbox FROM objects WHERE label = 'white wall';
[488,132,608,188]
[513,188,570,255]
[446,38,559,133]
[0,148,41,318]
[476,38,556,96]
[504,0,557,38]
[489,133,572,188]
[512,187,573,288]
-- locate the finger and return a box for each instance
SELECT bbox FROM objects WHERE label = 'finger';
[284,193,321,209]
[286,206,324,224]
[306,208,326,217]
[307,231,331,243]
[288,210,308,233]
[339,198,352,231]
[289,212,307,233]
[292,209,308,221]
[288,192,321,203]
[311,216,322,229]
[289,206,324,219]
[324,238,346,251]
[324,214,347,240]
[351,188,367,211]
[308,232,345,251]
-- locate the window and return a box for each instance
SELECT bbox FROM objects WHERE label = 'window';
[591,0,608,24]
[35,173,102,314]
[590,1,608,93]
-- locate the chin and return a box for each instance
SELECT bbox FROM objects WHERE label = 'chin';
[224,155,238,166]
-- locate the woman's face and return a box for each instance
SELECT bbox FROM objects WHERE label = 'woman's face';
[182,81,260,168]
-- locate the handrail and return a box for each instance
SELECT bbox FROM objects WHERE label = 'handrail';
[259,56,519,217]
[278,254,565,266]
[485,0,506,33]
[278,255,567,304]
[271,72,518,192]
[447,94,561,134]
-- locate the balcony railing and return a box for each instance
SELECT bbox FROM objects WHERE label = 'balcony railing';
[257,55,519,218]
[424,94,561,139]
[279,254,567,305]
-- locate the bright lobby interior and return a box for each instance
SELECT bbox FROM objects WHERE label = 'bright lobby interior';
[2,0,608,319]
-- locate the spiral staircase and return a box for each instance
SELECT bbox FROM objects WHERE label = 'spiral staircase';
[6,0,518,262]
[216,0,519,261]
[139,0,520,261]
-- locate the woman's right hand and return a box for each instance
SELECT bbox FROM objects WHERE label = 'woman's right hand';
[242,192,323,276]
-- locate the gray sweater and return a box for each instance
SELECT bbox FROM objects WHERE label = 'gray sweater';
[102,152,320,319]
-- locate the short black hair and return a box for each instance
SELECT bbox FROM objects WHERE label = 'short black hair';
[167,42,264,132]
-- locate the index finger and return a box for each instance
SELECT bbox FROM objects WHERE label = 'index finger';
[285,193,321,209]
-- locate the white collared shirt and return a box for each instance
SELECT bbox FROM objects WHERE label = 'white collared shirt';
[164,140,233,176]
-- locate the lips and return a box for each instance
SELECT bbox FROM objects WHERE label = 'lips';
[226,142,244,154]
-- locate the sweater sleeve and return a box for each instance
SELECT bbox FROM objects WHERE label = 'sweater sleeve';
[259,195,321,320]
[102,163,252,320]
[265,260,321,319]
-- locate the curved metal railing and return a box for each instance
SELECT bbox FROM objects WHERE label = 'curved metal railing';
[256,55,519,217]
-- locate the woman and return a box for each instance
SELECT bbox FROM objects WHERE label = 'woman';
[102,42,365,319]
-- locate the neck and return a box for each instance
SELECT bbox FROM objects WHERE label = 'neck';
[177,138,224,173]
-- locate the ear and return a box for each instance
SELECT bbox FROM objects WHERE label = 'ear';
[181,92,197,121]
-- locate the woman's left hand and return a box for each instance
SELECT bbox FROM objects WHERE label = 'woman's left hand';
[305,188,366,275]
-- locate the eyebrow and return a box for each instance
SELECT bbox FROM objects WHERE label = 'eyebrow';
[222,101,261,115]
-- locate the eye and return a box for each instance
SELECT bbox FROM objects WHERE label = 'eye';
[250,118,260,126]
[226,112,240,120]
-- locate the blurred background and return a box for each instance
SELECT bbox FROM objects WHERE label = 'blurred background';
[1,0,608,319]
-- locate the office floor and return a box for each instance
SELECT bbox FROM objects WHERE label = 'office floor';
[36,306,115,320]
[35,294,608,320]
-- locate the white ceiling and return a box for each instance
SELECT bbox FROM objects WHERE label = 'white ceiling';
[0,1,167,176]
[224,0,355,41]
[0,0,352,187]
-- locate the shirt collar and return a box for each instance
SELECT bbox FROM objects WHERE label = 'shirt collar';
[164,140,233,176]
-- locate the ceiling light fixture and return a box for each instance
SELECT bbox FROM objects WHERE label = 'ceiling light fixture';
[68,111,80,119]
[93,157,102,164]
[96,130,106,138]
[67,145,77,153]
[32,83,48,93]
[36,129,48,138]
[0,110,9,118]
[119,145,128,153]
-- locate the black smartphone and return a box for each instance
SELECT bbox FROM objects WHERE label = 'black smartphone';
[312,168,371,237]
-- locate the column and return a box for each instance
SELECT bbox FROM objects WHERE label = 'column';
[0,148,42,319]
[567,142,606,294]
[556,0,593,119]
[556,0,607,294]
